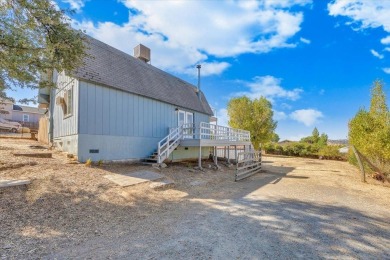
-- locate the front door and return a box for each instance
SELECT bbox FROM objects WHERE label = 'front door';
[178,110,185,127]
[178,110,194,139]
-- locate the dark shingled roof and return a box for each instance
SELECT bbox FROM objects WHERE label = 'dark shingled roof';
[73,36,213,116]
[13,105,45,114]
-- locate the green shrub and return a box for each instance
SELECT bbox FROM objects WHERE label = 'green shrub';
[318,146,344,160]
[349,80,390,174]
[275,145,284,155]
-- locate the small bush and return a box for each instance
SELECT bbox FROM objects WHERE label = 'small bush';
[318,146,344,160]
[85,158,92,167]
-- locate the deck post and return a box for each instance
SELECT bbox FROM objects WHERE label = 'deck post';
[234,145,237,165]
[198,143,202,169]
[227,145,230,165]
[214,146,218,166]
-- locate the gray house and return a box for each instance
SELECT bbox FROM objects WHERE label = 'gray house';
[39,36,251,166]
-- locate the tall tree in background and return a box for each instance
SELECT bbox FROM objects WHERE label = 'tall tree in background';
[0,0,86,102]
[312,127,320,143]
[300,127,328,147]
[349,80,390,172]
[227,96,277,149]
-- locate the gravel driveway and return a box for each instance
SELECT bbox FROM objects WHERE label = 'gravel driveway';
[50,159,390,259]
[1,139,389,259]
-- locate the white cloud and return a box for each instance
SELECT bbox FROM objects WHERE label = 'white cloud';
[300,37,311,44]
[216,108,229,127]
[73,1,310,76]
[185,62,230,77]
[384,47,390,52]
[383,68,390,74]
[381,36,390,44]
[273,110,287,121]
[263,0,312,8]
[235,76,303,102]
[370,49,384,59]
[281,103,292,110]
[290,109,323,126]
[328,1,390,33]
[63,0,85,11]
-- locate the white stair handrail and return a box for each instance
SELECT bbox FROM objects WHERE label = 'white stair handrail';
[157,123,194,163]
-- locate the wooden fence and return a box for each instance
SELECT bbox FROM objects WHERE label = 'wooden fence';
[38,117,49,144]
[235,151,262,181]
[351,145,389,183]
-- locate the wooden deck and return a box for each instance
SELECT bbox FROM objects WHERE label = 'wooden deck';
[180,138,252,147]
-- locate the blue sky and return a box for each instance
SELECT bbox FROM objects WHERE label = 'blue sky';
[10,0,390,140]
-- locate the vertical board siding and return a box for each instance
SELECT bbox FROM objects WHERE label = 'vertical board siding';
[134,95,139,136]
[95,84,103,135]
[87,82,96,135]
[102,86,110,135]
[77,80,211,160]
[78,80,211,139]
[79,79,88,134]
[53,72,79,138]
[109,90,116,135]
[116,91,122,136]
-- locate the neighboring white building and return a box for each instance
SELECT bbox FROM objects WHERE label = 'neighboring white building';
[0,99,45,130]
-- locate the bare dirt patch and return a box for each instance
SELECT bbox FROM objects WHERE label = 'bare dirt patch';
[1,138,389,259]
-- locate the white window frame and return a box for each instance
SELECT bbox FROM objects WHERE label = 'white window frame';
[63,86,73,118]
[22,114,29,122]
[186,112,194,125]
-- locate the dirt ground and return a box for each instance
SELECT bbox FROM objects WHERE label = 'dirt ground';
[1,138,389,259]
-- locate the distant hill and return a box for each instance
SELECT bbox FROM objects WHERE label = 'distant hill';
[327,139,348,145]
[277,139,349,146]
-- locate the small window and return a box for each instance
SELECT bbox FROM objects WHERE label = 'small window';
[63,87,73,117]
[22,114,29,122]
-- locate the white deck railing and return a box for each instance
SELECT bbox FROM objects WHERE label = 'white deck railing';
[198,122,250,141]
[158,122,251,163]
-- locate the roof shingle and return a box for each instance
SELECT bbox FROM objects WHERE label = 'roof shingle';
[73,36,213,116]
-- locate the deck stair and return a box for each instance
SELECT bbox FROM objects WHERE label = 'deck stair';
[142,123,192,165]
[141,151,159,164]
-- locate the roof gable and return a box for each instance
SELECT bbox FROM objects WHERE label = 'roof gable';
[73,36,213,115]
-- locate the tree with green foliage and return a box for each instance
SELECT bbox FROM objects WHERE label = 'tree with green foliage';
[0,0,87,102]
[349,80,390,174]
[227,96,277,149]
[271,133,280,143]
[300,127,327,146]
[318,133,328,147]
[312,127,320,143]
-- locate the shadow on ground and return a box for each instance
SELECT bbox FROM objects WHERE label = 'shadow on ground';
[1,160,389,259]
